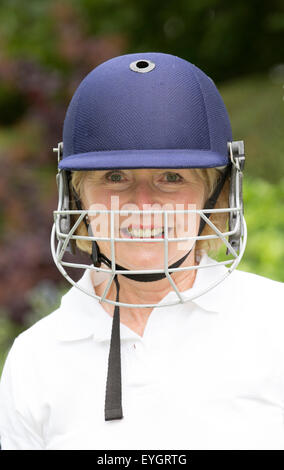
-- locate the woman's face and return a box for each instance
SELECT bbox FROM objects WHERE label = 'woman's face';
[81,168,206,269]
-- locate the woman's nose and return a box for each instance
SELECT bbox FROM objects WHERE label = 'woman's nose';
[130,181,157,208]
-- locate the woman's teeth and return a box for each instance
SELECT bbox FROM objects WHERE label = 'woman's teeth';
[126,227,164,238]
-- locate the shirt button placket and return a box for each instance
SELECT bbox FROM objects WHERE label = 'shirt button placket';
[127,339,152,385]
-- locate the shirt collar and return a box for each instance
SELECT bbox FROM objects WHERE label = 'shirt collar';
[55,264,142,342]
[158,251,232,312]
[55,252,231,343]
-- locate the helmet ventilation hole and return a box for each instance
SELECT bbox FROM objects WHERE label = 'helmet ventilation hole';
[136,60,149,69]
[129,59,156,73]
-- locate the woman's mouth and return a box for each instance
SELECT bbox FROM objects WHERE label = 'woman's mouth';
[120,226,172,239]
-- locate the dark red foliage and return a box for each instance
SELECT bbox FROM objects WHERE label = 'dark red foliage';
[0,4,126,324]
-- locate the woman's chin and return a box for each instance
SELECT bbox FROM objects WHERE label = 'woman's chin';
[98,241,193,270]
[114,248,187,271]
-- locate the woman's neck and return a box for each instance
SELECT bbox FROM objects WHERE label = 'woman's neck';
[92,250,199,337]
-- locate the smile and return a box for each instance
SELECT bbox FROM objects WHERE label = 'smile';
[120,226,173,239]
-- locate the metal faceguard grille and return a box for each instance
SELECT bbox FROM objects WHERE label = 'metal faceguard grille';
[51,211,247,309]
[51,197,247,308]
[51,141,247,308]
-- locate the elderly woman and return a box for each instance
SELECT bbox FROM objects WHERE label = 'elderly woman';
[0,53,283,450]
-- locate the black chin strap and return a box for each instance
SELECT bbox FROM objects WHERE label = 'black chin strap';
[94,228,194,421]
[99,251,194,420]
[69,165,230,421]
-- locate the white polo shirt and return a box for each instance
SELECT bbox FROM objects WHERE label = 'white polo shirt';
[0,253,284,450]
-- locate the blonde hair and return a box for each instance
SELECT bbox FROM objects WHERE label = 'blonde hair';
[69,168,229,256]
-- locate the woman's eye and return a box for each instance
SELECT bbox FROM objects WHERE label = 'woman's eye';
[163,172,183,183]
[103,170,183,184]
[105,171,125,183]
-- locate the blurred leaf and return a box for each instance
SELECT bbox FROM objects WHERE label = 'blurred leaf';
[220,74,284,183]
[0,84,28,126]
